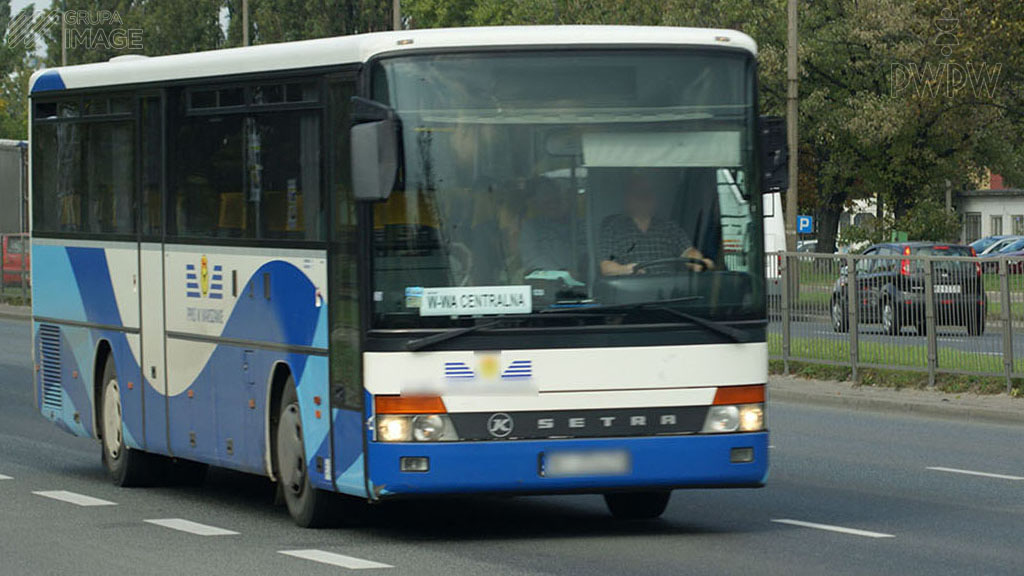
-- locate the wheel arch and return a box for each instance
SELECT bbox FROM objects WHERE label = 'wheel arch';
[265,360,295,481]
[92,338,114,440]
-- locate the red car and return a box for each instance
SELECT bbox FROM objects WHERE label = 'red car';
[2,233,30,286]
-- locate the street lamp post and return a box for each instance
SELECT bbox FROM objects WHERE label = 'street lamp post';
[786,0,799,252]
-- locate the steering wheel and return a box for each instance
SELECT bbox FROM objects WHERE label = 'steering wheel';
[632,256,709,274]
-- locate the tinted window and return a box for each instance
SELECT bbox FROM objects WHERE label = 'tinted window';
[172,114,245,238]
[32,118,134,234]
[912,246,973,256]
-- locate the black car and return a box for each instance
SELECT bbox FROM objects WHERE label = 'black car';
[830,242,986,336]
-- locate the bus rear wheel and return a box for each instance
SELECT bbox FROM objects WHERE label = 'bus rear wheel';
[100,356,154,487]
[276,380,335,528]
[604,491,671,520]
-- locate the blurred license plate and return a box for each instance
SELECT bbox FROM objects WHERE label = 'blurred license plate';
[542,450,631,478]
[935,285,961,294]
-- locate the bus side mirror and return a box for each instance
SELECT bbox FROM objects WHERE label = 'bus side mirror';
[758,115,789,194]
[351,97,400,202]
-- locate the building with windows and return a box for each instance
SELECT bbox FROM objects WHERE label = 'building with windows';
[957,187,1024,243]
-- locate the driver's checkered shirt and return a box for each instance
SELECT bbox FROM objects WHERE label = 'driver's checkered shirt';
[598,214,693,265]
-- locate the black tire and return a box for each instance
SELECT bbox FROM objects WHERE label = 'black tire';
[830,297,849,333]
[99,356,156,487]
[881,299,901,336]
[275,379,336,528]
[604,491,671,520]
[967,307,986,336]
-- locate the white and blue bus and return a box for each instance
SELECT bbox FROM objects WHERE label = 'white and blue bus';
[30,26,785,526]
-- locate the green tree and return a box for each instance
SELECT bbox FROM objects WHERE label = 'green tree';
[0,1,36,139]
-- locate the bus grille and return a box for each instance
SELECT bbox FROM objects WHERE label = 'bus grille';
[38,324,63,411]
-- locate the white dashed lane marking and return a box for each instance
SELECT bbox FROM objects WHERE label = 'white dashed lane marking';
[33,490,116,507]
[772,519,895,539]
[927,466,1024,481]
[279,549,393,570]
[0,474,11,480]
[144,518,239,536]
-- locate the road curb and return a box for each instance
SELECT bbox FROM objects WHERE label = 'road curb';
[771,386,1024,426]
[0,307,30,321]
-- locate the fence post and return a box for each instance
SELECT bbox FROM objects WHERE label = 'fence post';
[780,252,791,375]
[924,256,937,388]
[999,258,1014,394]
[846,254,858,383]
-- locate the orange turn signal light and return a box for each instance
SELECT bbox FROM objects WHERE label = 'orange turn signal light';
[713,384,765,405]
[375,395,447,414]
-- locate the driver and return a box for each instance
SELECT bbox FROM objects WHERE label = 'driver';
[598,171,714,276]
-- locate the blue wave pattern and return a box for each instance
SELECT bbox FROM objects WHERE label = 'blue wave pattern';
[33,244,365,496]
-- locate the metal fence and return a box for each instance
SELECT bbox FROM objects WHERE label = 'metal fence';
[769,251,1022,393]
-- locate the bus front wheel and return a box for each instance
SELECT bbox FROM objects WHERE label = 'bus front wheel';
[604,491,671,520]
[100,356,155,487]
[276,379,335,528]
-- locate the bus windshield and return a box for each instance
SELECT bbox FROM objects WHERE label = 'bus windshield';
[369,50,762,329]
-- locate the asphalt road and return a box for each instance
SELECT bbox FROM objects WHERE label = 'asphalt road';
[2,317,1023,576]
[777,318,1018,355]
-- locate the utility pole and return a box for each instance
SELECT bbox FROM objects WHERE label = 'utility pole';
[60,3,67,66]
[242,0,249,46]
[393,0,401,30]
[785,0,799,252]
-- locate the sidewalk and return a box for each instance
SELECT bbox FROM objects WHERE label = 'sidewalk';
[771,374,1024,425]
[0,303,29,320]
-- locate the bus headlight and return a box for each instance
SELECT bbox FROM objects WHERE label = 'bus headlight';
[702,405,740,433]
[412,414,449,441]
[738,404,764,432]
[378,415,412,442]
[376,414,458,442]
[702,404,765,433]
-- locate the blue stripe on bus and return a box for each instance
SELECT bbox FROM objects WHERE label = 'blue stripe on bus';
[186,273,197,280]
[186,291,201,298]
[210,284,223,290]
[31,70,66,93]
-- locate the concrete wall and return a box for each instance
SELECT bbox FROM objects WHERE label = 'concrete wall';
[0,140,27,235]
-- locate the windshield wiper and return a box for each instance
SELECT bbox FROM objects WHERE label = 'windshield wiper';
[640,306,749,343]
[542,296,748,343]
[405,318,506,352]
[539,296,703,314]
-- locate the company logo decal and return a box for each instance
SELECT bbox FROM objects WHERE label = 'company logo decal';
[443,358,532,380]
[186,256,223,300]
[487,413,514,438]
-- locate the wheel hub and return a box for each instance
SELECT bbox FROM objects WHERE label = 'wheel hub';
[102,378,123,460]
[278,404,306,498]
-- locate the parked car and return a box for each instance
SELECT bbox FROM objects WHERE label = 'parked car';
[979,236,1024,271]
[978,235,1022,255]
[830,242,985,336]
[797,239,818,252]
[970,235,1014,255]
[2,233,29,286]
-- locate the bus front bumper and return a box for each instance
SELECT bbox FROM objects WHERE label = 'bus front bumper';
[367,432,768,498]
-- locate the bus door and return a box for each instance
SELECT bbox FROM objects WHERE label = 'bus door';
[138,94,171,455]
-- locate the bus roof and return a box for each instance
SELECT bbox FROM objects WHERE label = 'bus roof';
[29,25,756,94]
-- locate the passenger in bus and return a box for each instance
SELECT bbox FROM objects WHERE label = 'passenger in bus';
[519,177,583,275]
[599,172,714,276]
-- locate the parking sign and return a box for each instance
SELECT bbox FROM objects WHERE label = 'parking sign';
[797,215,813,234]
